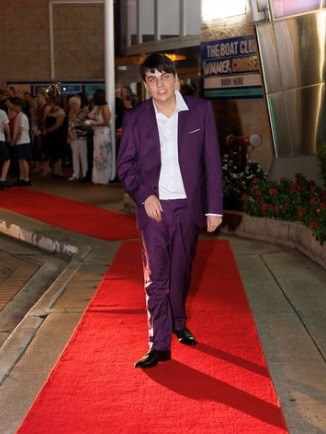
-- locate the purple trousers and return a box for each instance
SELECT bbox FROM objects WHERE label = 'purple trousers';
[140,199,199,351]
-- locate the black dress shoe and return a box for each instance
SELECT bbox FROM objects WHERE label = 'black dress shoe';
[0,180,12,189]
[174,327,197,346]
[134,349,171,368]
[14,179,31,187]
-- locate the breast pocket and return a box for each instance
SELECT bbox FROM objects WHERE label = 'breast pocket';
[188,128,201,135]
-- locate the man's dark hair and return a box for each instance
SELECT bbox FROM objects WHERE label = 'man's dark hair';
[140,53,176,81]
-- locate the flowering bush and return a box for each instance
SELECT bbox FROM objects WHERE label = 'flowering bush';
[222,152,266,211]
[242,173,326,245]
[222,152,326,245]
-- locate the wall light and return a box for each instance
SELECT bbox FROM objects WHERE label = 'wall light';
[202,0,246,21]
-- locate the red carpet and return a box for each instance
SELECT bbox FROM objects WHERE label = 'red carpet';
[0,188,138,240]
[17,240,288,434]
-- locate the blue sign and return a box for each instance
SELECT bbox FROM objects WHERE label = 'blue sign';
[85,84,105,98]
[60,84,82,96]
[201,35,263,99]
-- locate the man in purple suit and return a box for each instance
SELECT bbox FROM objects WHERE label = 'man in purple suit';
[117,53,223,368]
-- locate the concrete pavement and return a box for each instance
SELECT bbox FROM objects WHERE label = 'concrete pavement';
[0,174,325,433]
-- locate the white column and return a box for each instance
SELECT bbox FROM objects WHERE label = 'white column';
[104,0,116,180]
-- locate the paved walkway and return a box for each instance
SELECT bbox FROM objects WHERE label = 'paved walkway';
[0,174,325,434]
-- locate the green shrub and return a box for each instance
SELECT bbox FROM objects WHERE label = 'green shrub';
[222,154,326,245]
[242,173,326,245]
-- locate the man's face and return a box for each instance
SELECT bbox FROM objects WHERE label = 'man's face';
[144,69,177,104]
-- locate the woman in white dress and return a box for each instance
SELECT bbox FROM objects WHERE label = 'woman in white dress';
[87,89,112,184]
[67,96,88,181]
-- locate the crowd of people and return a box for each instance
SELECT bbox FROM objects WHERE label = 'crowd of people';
[0,85,138,190]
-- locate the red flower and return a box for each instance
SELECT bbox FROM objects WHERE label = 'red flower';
[261,203,268,212]
[297,207,305,221]
[269,188,277,195]
[311,221,318,229]
[290,183,297,194]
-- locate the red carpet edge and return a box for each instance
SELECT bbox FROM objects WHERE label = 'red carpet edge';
[0,187,139,241]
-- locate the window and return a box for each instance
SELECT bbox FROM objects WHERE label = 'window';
[125,0,200,48]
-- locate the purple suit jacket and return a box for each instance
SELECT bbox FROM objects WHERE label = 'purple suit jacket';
[117,94,223,230]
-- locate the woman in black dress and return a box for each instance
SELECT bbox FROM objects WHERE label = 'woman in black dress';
[43,97,67,177]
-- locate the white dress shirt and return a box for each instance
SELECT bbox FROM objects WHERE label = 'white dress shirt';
[13,112,30,145]
[0,109,9,142]
[154,90,188,200]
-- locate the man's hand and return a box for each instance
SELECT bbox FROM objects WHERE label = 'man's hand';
[206,215,223,233]
[144,195,163,222]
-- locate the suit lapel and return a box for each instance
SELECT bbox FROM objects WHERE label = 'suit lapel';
[140,99,161,160]
[178,108,192,159]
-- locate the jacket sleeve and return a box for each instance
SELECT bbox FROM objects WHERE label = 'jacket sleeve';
[204,100,224,215]
[117,109,154,206]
